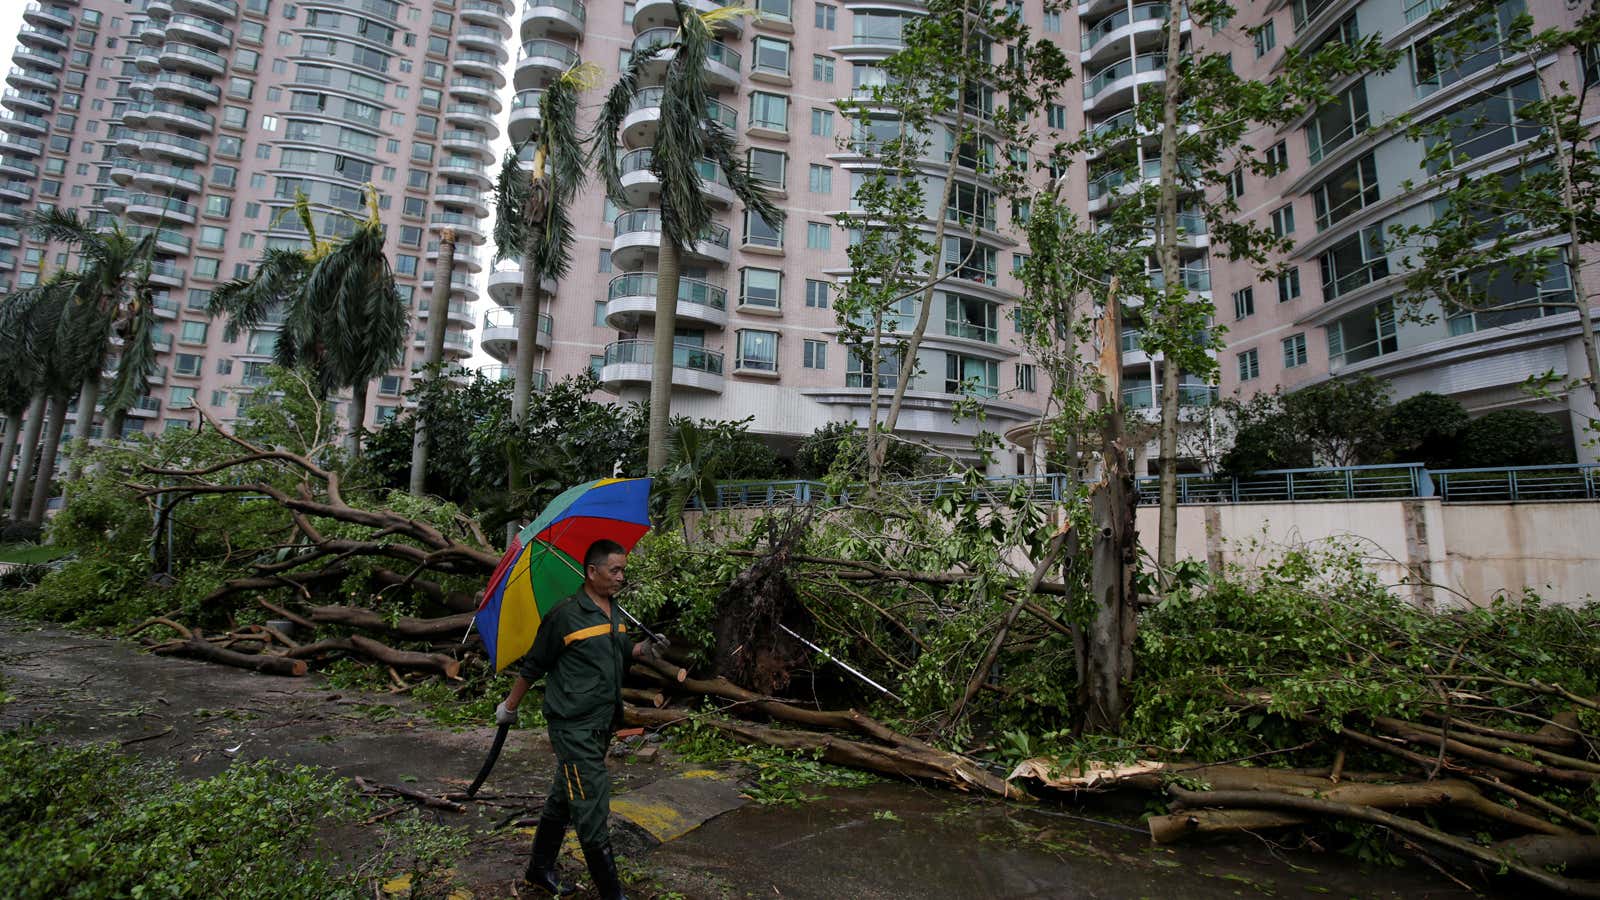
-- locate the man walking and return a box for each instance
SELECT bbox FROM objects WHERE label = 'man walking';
[495,538,661,899]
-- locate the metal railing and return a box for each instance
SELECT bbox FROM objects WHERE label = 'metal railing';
[1433,464,1600,503]
[1135,464,1430,505]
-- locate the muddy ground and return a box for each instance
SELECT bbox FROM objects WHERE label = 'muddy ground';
[0,619,1482,899]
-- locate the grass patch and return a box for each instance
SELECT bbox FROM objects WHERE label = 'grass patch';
[0,543,69,565]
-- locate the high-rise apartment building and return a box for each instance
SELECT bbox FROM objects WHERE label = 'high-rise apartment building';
[2,0,510,439]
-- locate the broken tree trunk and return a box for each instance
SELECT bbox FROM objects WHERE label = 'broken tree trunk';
[1083,451,1137,733]
[307,605,475,640]
[150,632,308,677]
[287,635,461,679]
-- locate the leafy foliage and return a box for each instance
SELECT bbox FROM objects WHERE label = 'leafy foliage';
[1455,409,1577,468]
[1219,377,1395,474]
[1384,392,1471,469]
[794,422,928,480]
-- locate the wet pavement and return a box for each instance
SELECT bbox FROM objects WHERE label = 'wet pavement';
[0,619,1482,899]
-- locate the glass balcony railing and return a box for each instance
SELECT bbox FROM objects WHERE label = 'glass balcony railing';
[129,101,215,128]
[519,40,580,67]
[161,42,227,71]
[627,87,737,130]
[481,308,553,332]
[168,14,233,41]
[1084,53,1166,100]
[526,0,586,21]
[1082,2,1168,51]
[605,339,724,376]
[613,208,731,248]
[150,73,221,101]
[608,272,726,310]
[511,89,543,111]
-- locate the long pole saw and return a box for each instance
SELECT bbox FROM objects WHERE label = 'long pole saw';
[779,623,903,703]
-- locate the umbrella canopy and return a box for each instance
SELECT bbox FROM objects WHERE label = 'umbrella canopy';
[475,477,653,672]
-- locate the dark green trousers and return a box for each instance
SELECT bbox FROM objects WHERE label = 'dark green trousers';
[544,727,612,847]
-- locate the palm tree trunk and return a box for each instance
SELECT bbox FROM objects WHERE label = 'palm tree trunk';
[510,230,544,424]
[411,230,457,495]
[27,395,69,525]
[8,395,45,521]
[67,376,99,482]
[0,409,22,516]
[348,381,369,456]
[647,239,682,473]
[1154,8,1185,585]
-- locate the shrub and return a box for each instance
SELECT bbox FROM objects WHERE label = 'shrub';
[1384,392,1469,468]
[1454,409,1576,468]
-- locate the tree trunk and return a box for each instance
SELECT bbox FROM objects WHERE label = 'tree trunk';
[647,237,682,473]
[1548,87,1600,424]
[27,395,69,525]
[1153,3,1185,583]
[107,408,126,442]
[0,410,21,517]
[410,229,457,496]
[510,224,544,425]
[1084,452,1137,732]
[7,394,45,521]
[67,376,99,483]
[347,381,369,457]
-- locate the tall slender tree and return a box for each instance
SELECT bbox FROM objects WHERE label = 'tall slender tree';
[410,227,457,495]
[211,187,407,455]
[593,3,781,471]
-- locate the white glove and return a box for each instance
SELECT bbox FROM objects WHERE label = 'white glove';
[494,701,518,726]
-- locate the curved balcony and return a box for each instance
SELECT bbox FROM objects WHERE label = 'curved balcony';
[521,0,585,40]
[0,157,38,179]
[611,208,732,270]
[150,72,221,105]
[147,261,187,289]
[6,67,57,93]
[432,183,489,217]
[147,0,175,19]
[480,307,553,360]
[412,330,474,358]
[99,189,130,213]
[125,193,198,225]
[23,3,76,31]
[18,26,69,53]
[0,180,31,202]
[132,47,165,75]
[601,340,724,394]
[419,261,480,297]
[445,102,500,138]
[508,89,543,144]
[1082,3,1177,66]
[141,131,211,165]
[514,40,581,91]
[453,49,507,83]
[114,157,205,192]
[621,87,737,149]
[618,148,735,207]
[456,25,510,60]
[1083,52,1166,115]
[461,0,514,29]
[418,296,478,328]
[0,202,25,224]
[166,14,235,49]
[437,156,493,188]
[130,101,216,135]
[630,30,741,88]
[430,211,488,245]
[123,225,191,254]
[173,0,239,19]
[485,265,557,305]
[0,112,48,135]
[0,226,20,247]
[1,89,52,115]
[632,0,743,35]
[14,47,64,72]
[160,41,229,77]
[605,271,727,330]
[0,133,43,158]
[448,76,502,110]
[441,129,494,160]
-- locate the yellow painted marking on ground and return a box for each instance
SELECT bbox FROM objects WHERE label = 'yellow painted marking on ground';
[612,798,692,842]
[678,769,723,780]
[381,873,412,895]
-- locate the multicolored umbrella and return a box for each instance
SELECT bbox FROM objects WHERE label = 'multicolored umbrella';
[474,477,653,673]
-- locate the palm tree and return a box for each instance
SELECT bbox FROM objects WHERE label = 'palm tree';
[593,3,782,471]
[409,226,457,495]
[0,366,32,516]
[492,64,596,427]
[211,188,407,455]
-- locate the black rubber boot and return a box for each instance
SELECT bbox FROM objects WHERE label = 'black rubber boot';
[522,813,573,896]
[581,840,626,900]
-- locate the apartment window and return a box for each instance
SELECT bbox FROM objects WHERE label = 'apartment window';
[222,106,248,129]
[1447,257,1572,336]
[1017,363,1037,393]
[753,37,791,77]
[1011,253,1029,275]
[623,1,636,24]
[1313,153,1379,231]
[378,375,403,397]
[805,279,830,308]
[1278,268,1302,303]
[846,345,900,388]
[593,301,608,327]
[173,354,203,377]
[187,289,212,310]
[169,387,197,410]
[1306,81,1370,164]
[1282,333,1308,368]
[747,148,787,189]
[598,250,612,273]
[808,164,832,194]
[1319,225,1389,300]
[746,211,783,248]
[399,226,422,247]
[814,3,836,30]
[803,339,827,369]
[1413,1,1523,97]
[737,330,779,372]
[1271,205,1296,237]
[755,0,792,21]
[740,267,782,309]
[1225,168,1245,200]
[192,258,220,281]
[1423,76,1542,173]
[180,321,209,344]
[810,108,833,137]
[945,354,998,397]
[1046,104,1066,130]
[199,226,226,249]
[812,54,834,83]
[1254,20,1276,57]
[750,92,788,131]
[1233,286,1255,320]
[806,221,831,249]
[1044,10,1061,32]
[1237,348,1260,381]
[213,165,237,188]
[1265,140,1288,172]
[946,293,997,342]
[228,77,254,100]
[411,142,435,164]
[396,254,418,276]
[1327,300,1398,366]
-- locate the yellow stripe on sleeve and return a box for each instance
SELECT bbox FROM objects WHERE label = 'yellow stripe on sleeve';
[563,623,612,645]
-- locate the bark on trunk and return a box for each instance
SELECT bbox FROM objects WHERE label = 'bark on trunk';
[1084,460,1137,732]
[510,224,544,425]
[27,395,68,525]
[1153,3,1185,582]
[7,395,45,520]
[0,410,21,517]
[347,381,369,457]
[646,238,682,473]
[410,229,457,496]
